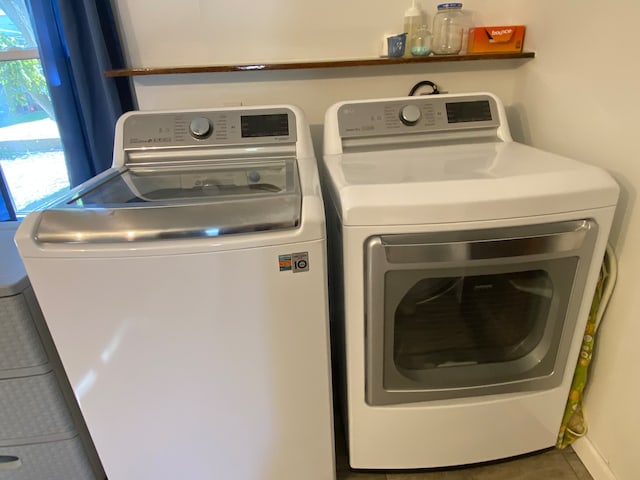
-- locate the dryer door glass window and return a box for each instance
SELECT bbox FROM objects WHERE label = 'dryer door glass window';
[393,269,553,371]
[364,220,598,406]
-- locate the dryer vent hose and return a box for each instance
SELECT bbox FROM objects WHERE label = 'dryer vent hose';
[408,80,440,96]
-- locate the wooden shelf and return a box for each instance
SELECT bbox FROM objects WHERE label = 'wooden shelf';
[105,52,534,77]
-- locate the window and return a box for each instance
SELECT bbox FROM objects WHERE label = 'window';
[0,2,69,218]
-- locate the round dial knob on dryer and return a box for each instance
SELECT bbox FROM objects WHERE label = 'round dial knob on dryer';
[399,105,422,126]
[189,117,213,139]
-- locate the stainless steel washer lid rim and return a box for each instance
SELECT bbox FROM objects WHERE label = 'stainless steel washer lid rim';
[33,157,301,244]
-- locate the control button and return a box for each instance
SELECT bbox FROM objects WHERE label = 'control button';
[399,105,422,126]
[189,117,213,139]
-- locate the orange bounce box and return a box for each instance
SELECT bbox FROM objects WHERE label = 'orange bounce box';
[467,25,526,54]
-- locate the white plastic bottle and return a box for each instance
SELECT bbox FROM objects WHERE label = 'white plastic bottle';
[403,0,422,57]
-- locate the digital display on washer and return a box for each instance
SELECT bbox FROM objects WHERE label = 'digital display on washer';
[446,100,492,123]
[241,114,289,137]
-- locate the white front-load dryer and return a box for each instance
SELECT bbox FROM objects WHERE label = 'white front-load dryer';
[16,106,335,480]
[321,92,618,469]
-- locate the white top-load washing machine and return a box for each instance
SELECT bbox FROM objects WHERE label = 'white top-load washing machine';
[322,92,619,469]
[16,106,335,480]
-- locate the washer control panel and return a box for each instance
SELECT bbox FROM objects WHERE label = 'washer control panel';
[122,107,296,150]
[337,94,500,138]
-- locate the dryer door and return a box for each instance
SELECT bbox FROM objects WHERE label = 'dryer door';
[364,219,598,406]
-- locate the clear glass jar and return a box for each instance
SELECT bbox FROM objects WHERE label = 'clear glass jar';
[410,25,432,56]
[432,3,464,55]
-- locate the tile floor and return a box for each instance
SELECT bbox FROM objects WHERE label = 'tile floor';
[334,416,593,480]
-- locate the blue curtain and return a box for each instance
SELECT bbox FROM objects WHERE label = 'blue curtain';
[27,0,133,187]
[0,165,15,221]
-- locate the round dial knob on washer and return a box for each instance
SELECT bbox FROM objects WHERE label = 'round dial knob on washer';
[399,105,422,126]
[189,117,213,139]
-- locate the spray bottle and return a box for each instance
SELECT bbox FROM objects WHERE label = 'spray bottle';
[403,0,423,57]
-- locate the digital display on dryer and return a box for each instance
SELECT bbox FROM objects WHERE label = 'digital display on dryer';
[241,114,289,137]
[446,100,492,123]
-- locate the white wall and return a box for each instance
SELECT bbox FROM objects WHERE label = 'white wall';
[511,2,640,479]
[111,0,530,126]
[112,1,639,478]
[112,0,525,67]
[129,65,521,127]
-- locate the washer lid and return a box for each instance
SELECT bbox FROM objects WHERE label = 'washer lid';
[34,157,301,244]
[323,141,619,226]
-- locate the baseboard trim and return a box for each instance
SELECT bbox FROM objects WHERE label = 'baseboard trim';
[572,436,617,480]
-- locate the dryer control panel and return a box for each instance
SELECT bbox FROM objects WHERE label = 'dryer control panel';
[337,94,501,139]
